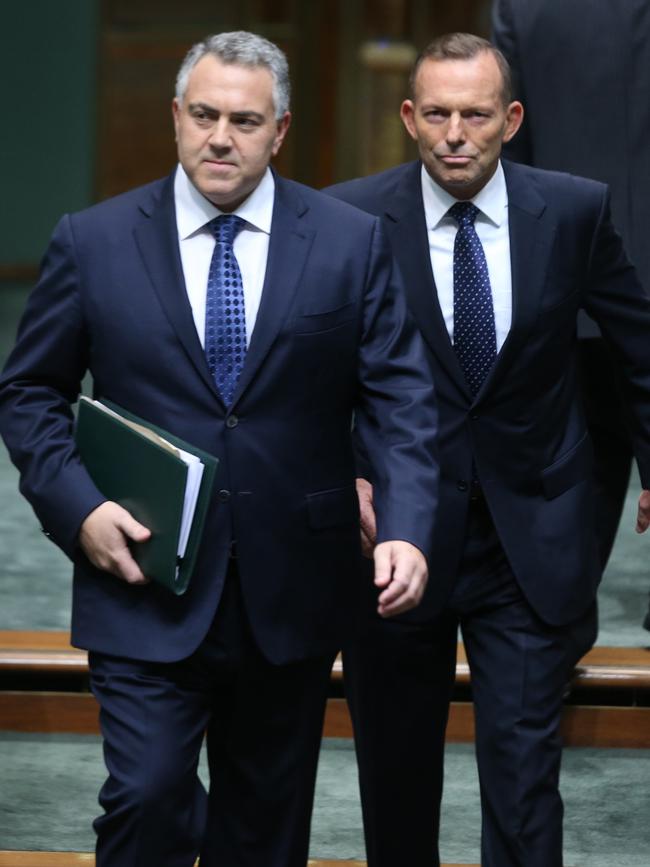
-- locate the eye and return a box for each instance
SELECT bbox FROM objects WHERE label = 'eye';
[233,116,261,129]
[424,109,446,122]
[191,109,213,125]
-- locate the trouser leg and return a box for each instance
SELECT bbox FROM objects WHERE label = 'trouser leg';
[460,560,597,867]
[200,649,335,867]
[90,651,212,867]
[343,573,457,867]
[90,562,330,867]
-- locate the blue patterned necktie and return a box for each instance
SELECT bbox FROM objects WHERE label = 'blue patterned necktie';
[205,214,247,406]
[449,201,497,395]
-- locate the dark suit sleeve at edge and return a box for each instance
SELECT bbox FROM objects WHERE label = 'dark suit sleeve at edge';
[581,188,650,487]
[353,219,439,555]
[0,215,107,558]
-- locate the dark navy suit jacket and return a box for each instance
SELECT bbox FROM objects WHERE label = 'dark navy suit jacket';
[493,0,650,295]
[327,159,650,626]
[0,171,439,665]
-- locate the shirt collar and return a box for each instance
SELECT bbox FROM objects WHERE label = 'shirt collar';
[420,160,508,230]
[174,164,275,239]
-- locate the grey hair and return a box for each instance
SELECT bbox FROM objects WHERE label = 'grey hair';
[175,31,291,119]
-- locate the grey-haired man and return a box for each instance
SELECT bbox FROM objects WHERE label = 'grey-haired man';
[0,30,439,867]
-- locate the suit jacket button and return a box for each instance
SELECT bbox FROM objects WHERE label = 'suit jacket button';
[226,415,238,429]
[218,489,231,502]
[457,480,468,492]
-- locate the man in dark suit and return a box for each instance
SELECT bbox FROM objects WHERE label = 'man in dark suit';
[327,33,650,867]
[0,32,439,867]
[492,0,650,583]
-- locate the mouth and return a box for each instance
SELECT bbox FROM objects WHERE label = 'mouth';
[202,158,237,170]
[438,154,474,166]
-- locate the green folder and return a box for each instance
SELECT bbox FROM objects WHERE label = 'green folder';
[75,397,218,595]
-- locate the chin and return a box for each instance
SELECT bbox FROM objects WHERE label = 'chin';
[441,175,473,192]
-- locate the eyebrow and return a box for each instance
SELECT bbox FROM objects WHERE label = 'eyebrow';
[231,110,265,122]
[419,101,494,111]
[188,102,265,122]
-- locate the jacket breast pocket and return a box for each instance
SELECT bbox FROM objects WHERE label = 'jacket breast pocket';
[533,291,580,332]
[294,302,357,335]
[541,433,593,500]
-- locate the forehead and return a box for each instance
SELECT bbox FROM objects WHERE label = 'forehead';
[185,54,275,109]
[414,53,503,106]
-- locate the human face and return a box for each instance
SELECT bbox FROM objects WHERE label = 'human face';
[172,54,291,211]
[400,52,523,199]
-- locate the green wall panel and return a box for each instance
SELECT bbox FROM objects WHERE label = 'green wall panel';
[0,0,99,265]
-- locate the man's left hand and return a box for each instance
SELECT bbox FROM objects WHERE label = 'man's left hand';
[355,477,376,557]
[373,540,428,617]
[635,489,650,533]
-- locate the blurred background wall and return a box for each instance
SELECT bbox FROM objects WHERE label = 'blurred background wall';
[0,0,492,278]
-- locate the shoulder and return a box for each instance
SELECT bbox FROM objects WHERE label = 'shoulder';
[66,175,171,233]
[276,175,382,232]
[322,162,418,215]
[504,159,608,208]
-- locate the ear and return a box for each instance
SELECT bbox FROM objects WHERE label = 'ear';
[400,99,419,141]
[503,100,524,143]
[172,98,181,139]
[272,112,292,156]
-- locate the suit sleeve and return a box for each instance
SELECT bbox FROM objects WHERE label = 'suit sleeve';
[581,189,650,487]
[491,0,534,165]
[354,219,439,555]
[0,215,107,558]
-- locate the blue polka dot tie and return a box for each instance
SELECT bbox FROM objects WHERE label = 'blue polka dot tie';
[449,201,497,395]
[205,214,247,406]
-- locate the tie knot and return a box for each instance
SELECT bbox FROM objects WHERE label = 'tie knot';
[209,214,245,246]
[449,201,479,228]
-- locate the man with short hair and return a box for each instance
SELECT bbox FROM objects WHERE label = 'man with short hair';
[327,32,650,867]
[0,31,439,867]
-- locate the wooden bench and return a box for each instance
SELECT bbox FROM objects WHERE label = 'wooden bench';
[2,631,650,747]
[3,631,650,686]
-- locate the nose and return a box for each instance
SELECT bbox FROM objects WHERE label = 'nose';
[208,118,232,150]
[446,112,465,146]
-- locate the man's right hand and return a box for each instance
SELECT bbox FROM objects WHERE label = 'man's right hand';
[79,501,151,585]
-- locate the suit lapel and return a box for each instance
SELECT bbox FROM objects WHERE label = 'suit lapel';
[387,161,556,404]
[385,163,472,398]
[475,161,555,399]
[133,173,315,409]
[231,176,315,403]
[133,174,219,401]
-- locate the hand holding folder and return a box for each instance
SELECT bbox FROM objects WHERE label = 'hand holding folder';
[75,398,218,594]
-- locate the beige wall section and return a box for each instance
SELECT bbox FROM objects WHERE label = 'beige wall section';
[96,0,492,198]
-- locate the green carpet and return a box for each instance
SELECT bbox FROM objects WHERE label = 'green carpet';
[0,734,648,864]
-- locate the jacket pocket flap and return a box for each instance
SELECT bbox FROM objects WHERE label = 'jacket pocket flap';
[294,302,356,334]
[541,434,593,500]
[306,486,359,529]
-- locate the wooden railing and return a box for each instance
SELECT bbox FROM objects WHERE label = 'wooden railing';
[1,631,649,747]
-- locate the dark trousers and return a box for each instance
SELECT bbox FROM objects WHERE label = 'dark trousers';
[344,498,597,867]
[89,563,335,867]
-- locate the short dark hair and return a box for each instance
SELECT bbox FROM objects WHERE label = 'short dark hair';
[409,32,513,106]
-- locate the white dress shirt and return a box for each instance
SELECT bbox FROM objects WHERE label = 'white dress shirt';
[174,164,274,346]
[420,161,512,352]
